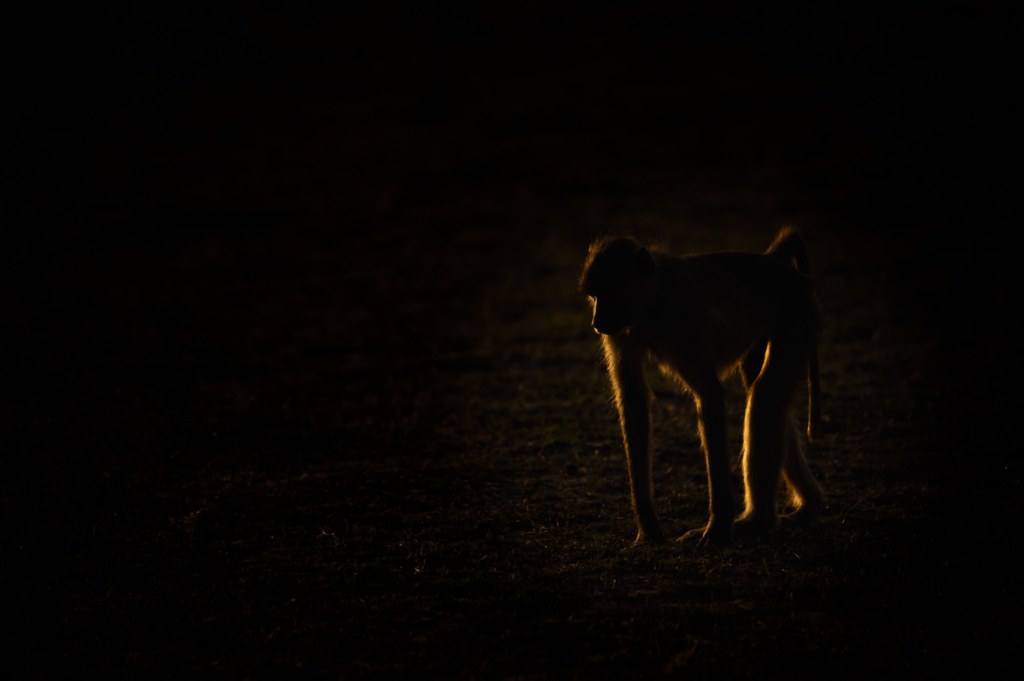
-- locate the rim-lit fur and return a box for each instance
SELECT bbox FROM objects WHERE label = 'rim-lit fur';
[580,229,824,546]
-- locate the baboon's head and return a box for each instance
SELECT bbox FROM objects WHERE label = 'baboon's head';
[579,236,656,336]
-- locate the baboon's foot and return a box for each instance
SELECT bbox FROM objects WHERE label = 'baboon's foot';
[732,513,778,540]
[675,519,732,547]
[781,504,820,527]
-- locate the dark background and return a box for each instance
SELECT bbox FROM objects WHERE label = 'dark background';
[4,3,1021,677]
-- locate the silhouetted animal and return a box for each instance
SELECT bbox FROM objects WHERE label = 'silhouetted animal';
[579,228,822,546]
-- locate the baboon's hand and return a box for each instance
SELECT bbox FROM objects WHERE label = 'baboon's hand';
[676,518,731,547]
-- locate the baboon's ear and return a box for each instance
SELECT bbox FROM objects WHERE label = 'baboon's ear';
[635,247,655,272]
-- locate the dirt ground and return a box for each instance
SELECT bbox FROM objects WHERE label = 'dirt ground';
[4,6,1021,678]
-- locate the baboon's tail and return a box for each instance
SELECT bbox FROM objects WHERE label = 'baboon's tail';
[766,226,811,275]
[767,227,821,441]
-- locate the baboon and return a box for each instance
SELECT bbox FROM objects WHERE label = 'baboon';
[579,228,823,546]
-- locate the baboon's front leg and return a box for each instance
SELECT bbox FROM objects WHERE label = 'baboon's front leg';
[620,394,664,544]
[605,340,664,544]
[678,380,734,547]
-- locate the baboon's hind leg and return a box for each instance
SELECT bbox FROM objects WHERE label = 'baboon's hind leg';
[781,413,823,525]
[735,336,804,537]
[740,338,769,391]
